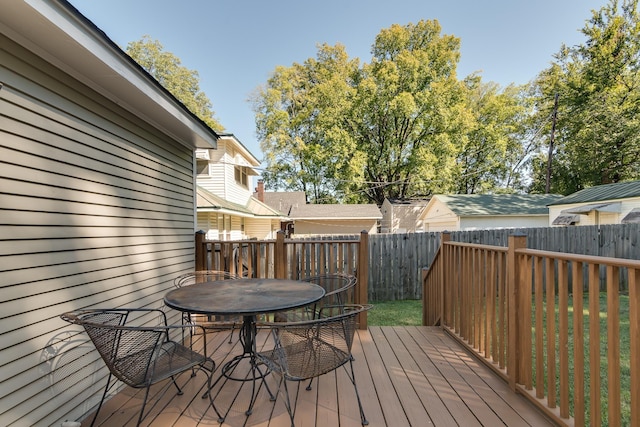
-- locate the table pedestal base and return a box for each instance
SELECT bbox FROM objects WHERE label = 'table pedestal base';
[207,315,274,422]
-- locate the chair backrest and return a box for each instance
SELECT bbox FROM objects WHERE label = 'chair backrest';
[174,270,240,288]
[268,304,371,379]
[61,309,166,388]
[301,273,356,306]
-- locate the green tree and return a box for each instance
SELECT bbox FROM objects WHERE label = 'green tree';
[530,0,640,194]
[345,20,467,204]
[454,78,533,194]
[126,35,223,131]
[254,20,533,204]
[253,44,361,203]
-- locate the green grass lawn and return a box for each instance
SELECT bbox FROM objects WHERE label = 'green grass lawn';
[367,299,422,326]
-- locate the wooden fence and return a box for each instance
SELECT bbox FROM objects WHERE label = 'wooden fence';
[195,230,369,327]
[423,232,640,427]
[195,223,640,303]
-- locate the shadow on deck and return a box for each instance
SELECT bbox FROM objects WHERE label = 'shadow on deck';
[80,326,555,427]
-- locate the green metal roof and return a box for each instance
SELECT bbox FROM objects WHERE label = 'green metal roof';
[548,180,640,205]
[436,194,564,216]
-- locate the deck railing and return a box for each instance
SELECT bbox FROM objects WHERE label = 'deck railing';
[423,232,640,427]
[195,230,369,328]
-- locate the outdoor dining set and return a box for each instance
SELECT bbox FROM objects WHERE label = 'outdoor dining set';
[60,271,372,427]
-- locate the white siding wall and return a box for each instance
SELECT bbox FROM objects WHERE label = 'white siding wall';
[549,198,640,226]
[460,216,550,230]
[294,219,378,236]
[245,219,279,240]
[0,36,196,426]
[422,198,459,231]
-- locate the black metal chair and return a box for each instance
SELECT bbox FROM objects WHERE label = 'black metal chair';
[273,273,357,323]
[256,304,372,426]
[60,308,220,426]
[302,273,357,316]
[173,270,241,343]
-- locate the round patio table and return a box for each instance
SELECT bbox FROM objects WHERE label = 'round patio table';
[164,278,325,421]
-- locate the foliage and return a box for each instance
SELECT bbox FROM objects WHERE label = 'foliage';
[253,21,530,204]
[252,44,360,203]
[126,35,223,131]
[530,0,640,193]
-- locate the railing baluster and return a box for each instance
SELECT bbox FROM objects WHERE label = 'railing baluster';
[572,260,585,426]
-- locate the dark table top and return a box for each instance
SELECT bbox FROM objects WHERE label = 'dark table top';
[164,278,325,316]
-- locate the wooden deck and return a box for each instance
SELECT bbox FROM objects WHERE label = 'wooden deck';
[81,326,555,427]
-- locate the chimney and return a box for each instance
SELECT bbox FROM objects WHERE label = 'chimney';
[255,179,265,202]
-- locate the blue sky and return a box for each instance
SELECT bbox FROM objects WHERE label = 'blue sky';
[70,0,606,160]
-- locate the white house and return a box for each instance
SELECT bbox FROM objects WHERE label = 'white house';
[380,198,429,233]
[195,134,283,240]
[419,194,563,231]
[1,1,219,425]
[548,180,640,226]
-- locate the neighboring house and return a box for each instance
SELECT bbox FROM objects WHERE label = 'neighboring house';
[548,180,640,226]
[1,2,219,425]
[288,203,382,236]
[195,135,282,240]
[254,183,307,235]
[419,194,563,231]
[380,198,430,233]
[256,186,382,236]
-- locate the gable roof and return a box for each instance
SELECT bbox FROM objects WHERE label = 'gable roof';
[1,0,219,150]
[262,191,307,215]
[197,186,282,217]
[548,180,640,206]
[290,204,382,220]
[434,194,563,216]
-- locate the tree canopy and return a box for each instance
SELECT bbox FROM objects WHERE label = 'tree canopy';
[253,20,532,204]
[254,0,640,202]
[126,35,223,131]
[529,0,640,193]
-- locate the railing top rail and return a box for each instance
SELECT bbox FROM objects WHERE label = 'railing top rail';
[517,247,640,269]
[443,240,508,253]
[201,238,361,245]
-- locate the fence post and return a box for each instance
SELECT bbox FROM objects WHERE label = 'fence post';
[357,230,369,329]
[440,232,451,327]
[275,231,286,279]
[195,230,206,271]
[507,233,527,390]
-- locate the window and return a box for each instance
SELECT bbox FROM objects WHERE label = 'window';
[234,166,248,188]
[197,160,209,176]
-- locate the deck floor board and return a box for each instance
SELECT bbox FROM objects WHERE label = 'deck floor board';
[80,326,555,427]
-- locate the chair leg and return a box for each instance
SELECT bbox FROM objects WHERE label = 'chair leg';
[89,373,113,427]
[281,377,296,427]
[169,375,184,395]
[347,359,369,426]
[136,386,153,427]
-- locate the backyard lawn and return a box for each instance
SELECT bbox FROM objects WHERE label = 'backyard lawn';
[368,299,422,326]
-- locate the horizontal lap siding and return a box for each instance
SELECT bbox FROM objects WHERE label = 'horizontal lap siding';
[0,37,196,426]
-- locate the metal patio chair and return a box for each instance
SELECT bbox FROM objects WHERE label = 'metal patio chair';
[60,308,219,427]
[256,304,372,426]
[302,273,357,316]
[273,273,357,323]
[173,270,241,343]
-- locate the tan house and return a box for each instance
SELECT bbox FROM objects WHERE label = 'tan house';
[419,194,563,232]
[548,180,640,226]
[195,134,283,240]
[0,2,221,425]
[288,203,382,236]
[256,187,382,236]
[380,198,430,233]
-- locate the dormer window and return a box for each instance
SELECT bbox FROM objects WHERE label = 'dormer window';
[234,165,248,188]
